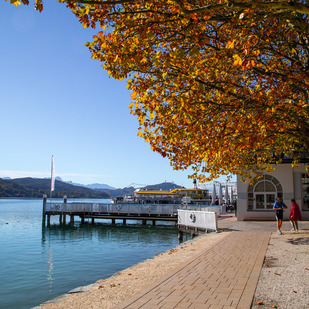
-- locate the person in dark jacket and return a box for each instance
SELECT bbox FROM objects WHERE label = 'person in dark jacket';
[273,197,287,235]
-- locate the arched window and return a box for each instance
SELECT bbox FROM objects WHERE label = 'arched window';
[248,175,283,210]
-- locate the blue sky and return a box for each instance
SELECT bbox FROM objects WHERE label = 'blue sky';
[0,1,234,188]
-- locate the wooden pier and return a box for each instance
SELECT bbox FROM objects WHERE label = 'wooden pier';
[42,195,198,226]
[42,196,222,242]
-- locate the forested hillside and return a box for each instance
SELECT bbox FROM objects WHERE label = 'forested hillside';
[0,178,110,198]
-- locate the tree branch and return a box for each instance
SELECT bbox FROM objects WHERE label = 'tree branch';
[65,0,138,5]
[173,0,309,16]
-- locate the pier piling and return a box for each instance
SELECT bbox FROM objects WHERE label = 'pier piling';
[178,231,183,243]
[42,194,47,225]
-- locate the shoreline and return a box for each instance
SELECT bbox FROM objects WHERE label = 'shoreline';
[38,231,229,309]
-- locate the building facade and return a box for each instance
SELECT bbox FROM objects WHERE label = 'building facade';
[237,163,309,220]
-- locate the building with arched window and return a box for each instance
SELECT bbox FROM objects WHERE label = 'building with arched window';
[237,161,309,220]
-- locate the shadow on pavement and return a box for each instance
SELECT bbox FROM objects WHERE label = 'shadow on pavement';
[287,237,309,245]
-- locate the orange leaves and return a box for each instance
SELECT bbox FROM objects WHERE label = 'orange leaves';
[137,130,143,137]
[130,92,138,100]
[226,40,235,49]
[24,0,305,182]
[233,54,243,66]
[243,59,255,69]
[8,0,44,10]
[233,54,255,69]
[12,0,21,8]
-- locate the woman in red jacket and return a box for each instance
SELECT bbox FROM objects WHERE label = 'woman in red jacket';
[290,199,302,231]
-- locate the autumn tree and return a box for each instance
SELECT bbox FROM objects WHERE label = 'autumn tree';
[8,0,309,182]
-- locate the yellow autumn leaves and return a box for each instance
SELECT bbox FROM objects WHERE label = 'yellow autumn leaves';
[10,0,308,181]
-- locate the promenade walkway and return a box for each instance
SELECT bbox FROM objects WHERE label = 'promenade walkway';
[115,230,271,309]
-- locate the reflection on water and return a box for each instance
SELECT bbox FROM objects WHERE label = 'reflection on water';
[39,224,181,305]
[47,245,54,292]
[42,222,178,243]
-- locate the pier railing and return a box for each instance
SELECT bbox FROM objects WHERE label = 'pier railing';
[45,202,205,217]
[43,197,226,230]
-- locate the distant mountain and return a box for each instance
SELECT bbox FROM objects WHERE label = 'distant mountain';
[85,183,116,190]
[0,177,110,199]
[143,182,183,190]
[63,180,116,190]
[0,178,31,197]
[103,187,135,198]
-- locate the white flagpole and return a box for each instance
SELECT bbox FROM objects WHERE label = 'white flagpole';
[50,155,55,201]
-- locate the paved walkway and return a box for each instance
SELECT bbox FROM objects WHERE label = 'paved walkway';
[114,230,271,309]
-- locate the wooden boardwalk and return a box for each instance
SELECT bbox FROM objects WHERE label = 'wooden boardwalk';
[43,201,182,225]
[42,199,223,227]
[114,231,271,309]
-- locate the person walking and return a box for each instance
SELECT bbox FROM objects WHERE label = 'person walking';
[273,197,287,234]
[289,199,302,231]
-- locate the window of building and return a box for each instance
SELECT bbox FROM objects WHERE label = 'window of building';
[248,175,283,210]
[302,173,309,210]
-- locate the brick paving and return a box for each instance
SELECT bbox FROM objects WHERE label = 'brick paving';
[114,231,271,309]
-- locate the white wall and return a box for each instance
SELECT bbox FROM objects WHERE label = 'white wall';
[237,163,308,220]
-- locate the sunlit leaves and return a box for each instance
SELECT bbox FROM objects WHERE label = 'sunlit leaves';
[8,0,309,181]
[7,0,43,11]
[233,54,243,67]
[12,0,21,8]
[137,130,143,137]
[226,40,235,49]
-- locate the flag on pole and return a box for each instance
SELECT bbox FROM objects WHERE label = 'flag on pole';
[51,155,55,192]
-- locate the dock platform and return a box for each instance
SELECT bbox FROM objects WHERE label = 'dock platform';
[42,197,214,226]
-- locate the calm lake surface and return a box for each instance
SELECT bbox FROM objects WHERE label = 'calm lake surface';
[0,199,183,309]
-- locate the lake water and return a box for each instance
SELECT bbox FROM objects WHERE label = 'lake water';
[0,199,183,309]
